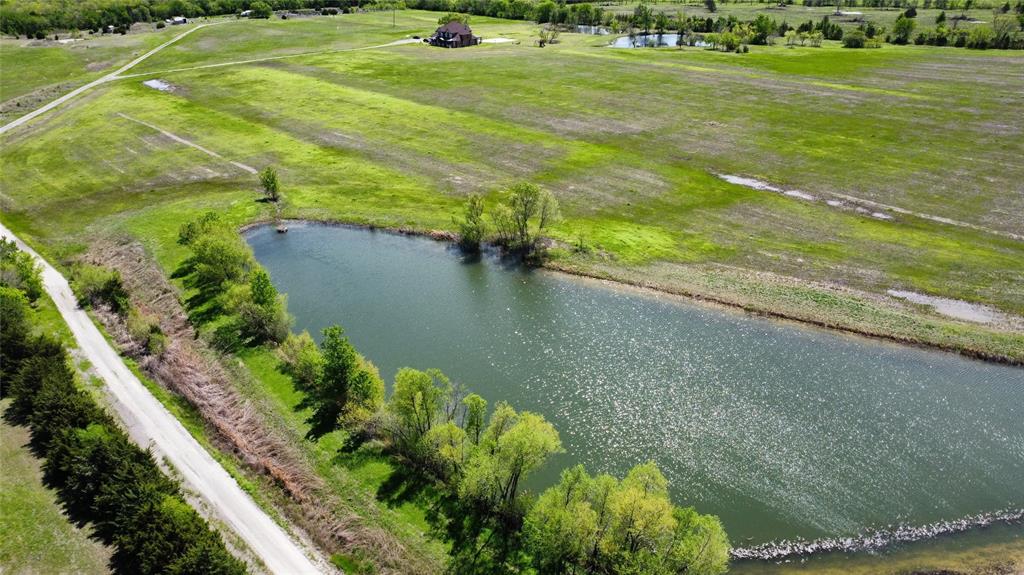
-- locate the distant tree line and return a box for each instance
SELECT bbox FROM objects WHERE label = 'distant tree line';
[0,0,361,37]
[0,239,245,575]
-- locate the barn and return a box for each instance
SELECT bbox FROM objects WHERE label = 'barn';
[427,22,481,48]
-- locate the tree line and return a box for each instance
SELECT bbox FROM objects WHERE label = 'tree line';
[165,176,730,574]
[1,0,358,37]
[0,239,246,575]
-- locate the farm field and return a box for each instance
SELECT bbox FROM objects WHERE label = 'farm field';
[2,10,1023,361]
[2,8,1024,574]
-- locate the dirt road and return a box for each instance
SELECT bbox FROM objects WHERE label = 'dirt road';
[0,23,213,136]
[0,223,323,574]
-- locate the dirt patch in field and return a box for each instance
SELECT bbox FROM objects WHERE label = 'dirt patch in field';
[886,289,1010,325]
[83,239,440,575]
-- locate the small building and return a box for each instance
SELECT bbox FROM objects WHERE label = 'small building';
[168,16,188,25]
[427,22,481,48]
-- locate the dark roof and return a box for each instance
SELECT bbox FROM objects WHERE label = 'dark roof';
[435,21,472,36]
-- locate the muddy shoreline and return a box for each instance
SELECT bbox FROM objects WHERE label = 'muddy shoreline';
[239,218,1023,367]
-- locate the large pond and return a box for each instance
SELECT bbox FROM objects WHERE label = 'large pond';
[247,224,1024,555]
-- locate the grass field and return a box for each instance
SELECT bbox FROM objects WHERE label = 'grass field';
[1,10,1022,572]
[2,9,1022,360]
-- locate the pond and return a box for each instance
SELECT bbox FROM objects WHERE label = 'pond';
[610,33,709,48]
[247,223,1024,559]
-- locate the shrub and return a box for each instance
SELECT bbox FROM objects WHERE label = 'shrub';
[454,193,487,251]
[843,28,867,47]
[156,21,165,28]
[250,1,272,18]
[72,264,130,315]
[0,238,43,302]
[967,25,995,48]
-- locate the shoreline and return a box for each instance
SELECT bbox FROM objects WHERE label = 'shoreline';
[241,218,1024,367]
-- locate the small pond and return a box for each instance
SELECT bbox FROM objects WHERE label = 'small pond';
[611,33,709,47]
[248,223,1024,556]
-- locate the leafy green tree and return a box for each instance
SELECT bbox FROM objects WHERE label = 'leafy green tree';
[655,11,669,34]
[493,182,560,251]
[455,193,487,251]
[843,28,867,47]
[71,264,130,315]
[460,407,562,513]
[299,326,384,439]
[936,10,947,23]
[279,331,323,393]
[525,465,598,573]
[250,1,272,18]
[259,166,281,202]
[891,14,915,44]
[462,393,487,444]
[438,12,470,25]
[704,0,717,13]
[525,461,730,575]
[389,367,451,448]
[0,238,43,302]
[225,268,291,343]
[188,229,254,289]
[633,2,653,34]
[422,421,469,477]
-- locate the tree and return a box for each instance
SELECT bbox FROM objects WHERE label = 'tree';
[299,326,383,440]
[891,13,916,43]
[460,407,562,513]
[259,166,280,202]
[936,10,947,24]
[525,461,731,575]
[455,193,487,251]
[992,14,1020,48]
[389,367,451,449]
[279,331,323,393]
[704,0,717,13]
[843,28,867,47]
[462,393,487,444]
[904,6,917,17]
[0,286,33,385]
[525,465,598,574]
[438,12,470,25]
[633,2,653,34]
[249,1,272,18]
[492,182,560,252]
[225,268,291,343]
[655,11,669,35]
[0,238,43,302]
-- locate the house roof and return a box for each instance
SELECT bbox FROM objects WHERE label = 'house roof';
[435,21,472,36]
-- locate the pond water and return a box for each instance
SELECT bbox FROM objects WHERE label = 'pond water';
[247,223,1024,553]
[611,33,708,47]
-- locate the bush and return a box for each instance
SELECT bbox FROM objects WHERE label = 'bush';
[454,193,487,251]
[156,21,165,28]
[72,264,130,315]
[250,1,272,18]
[967,25,995,48]
[843,28,867,47]
[0,238,43,302]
